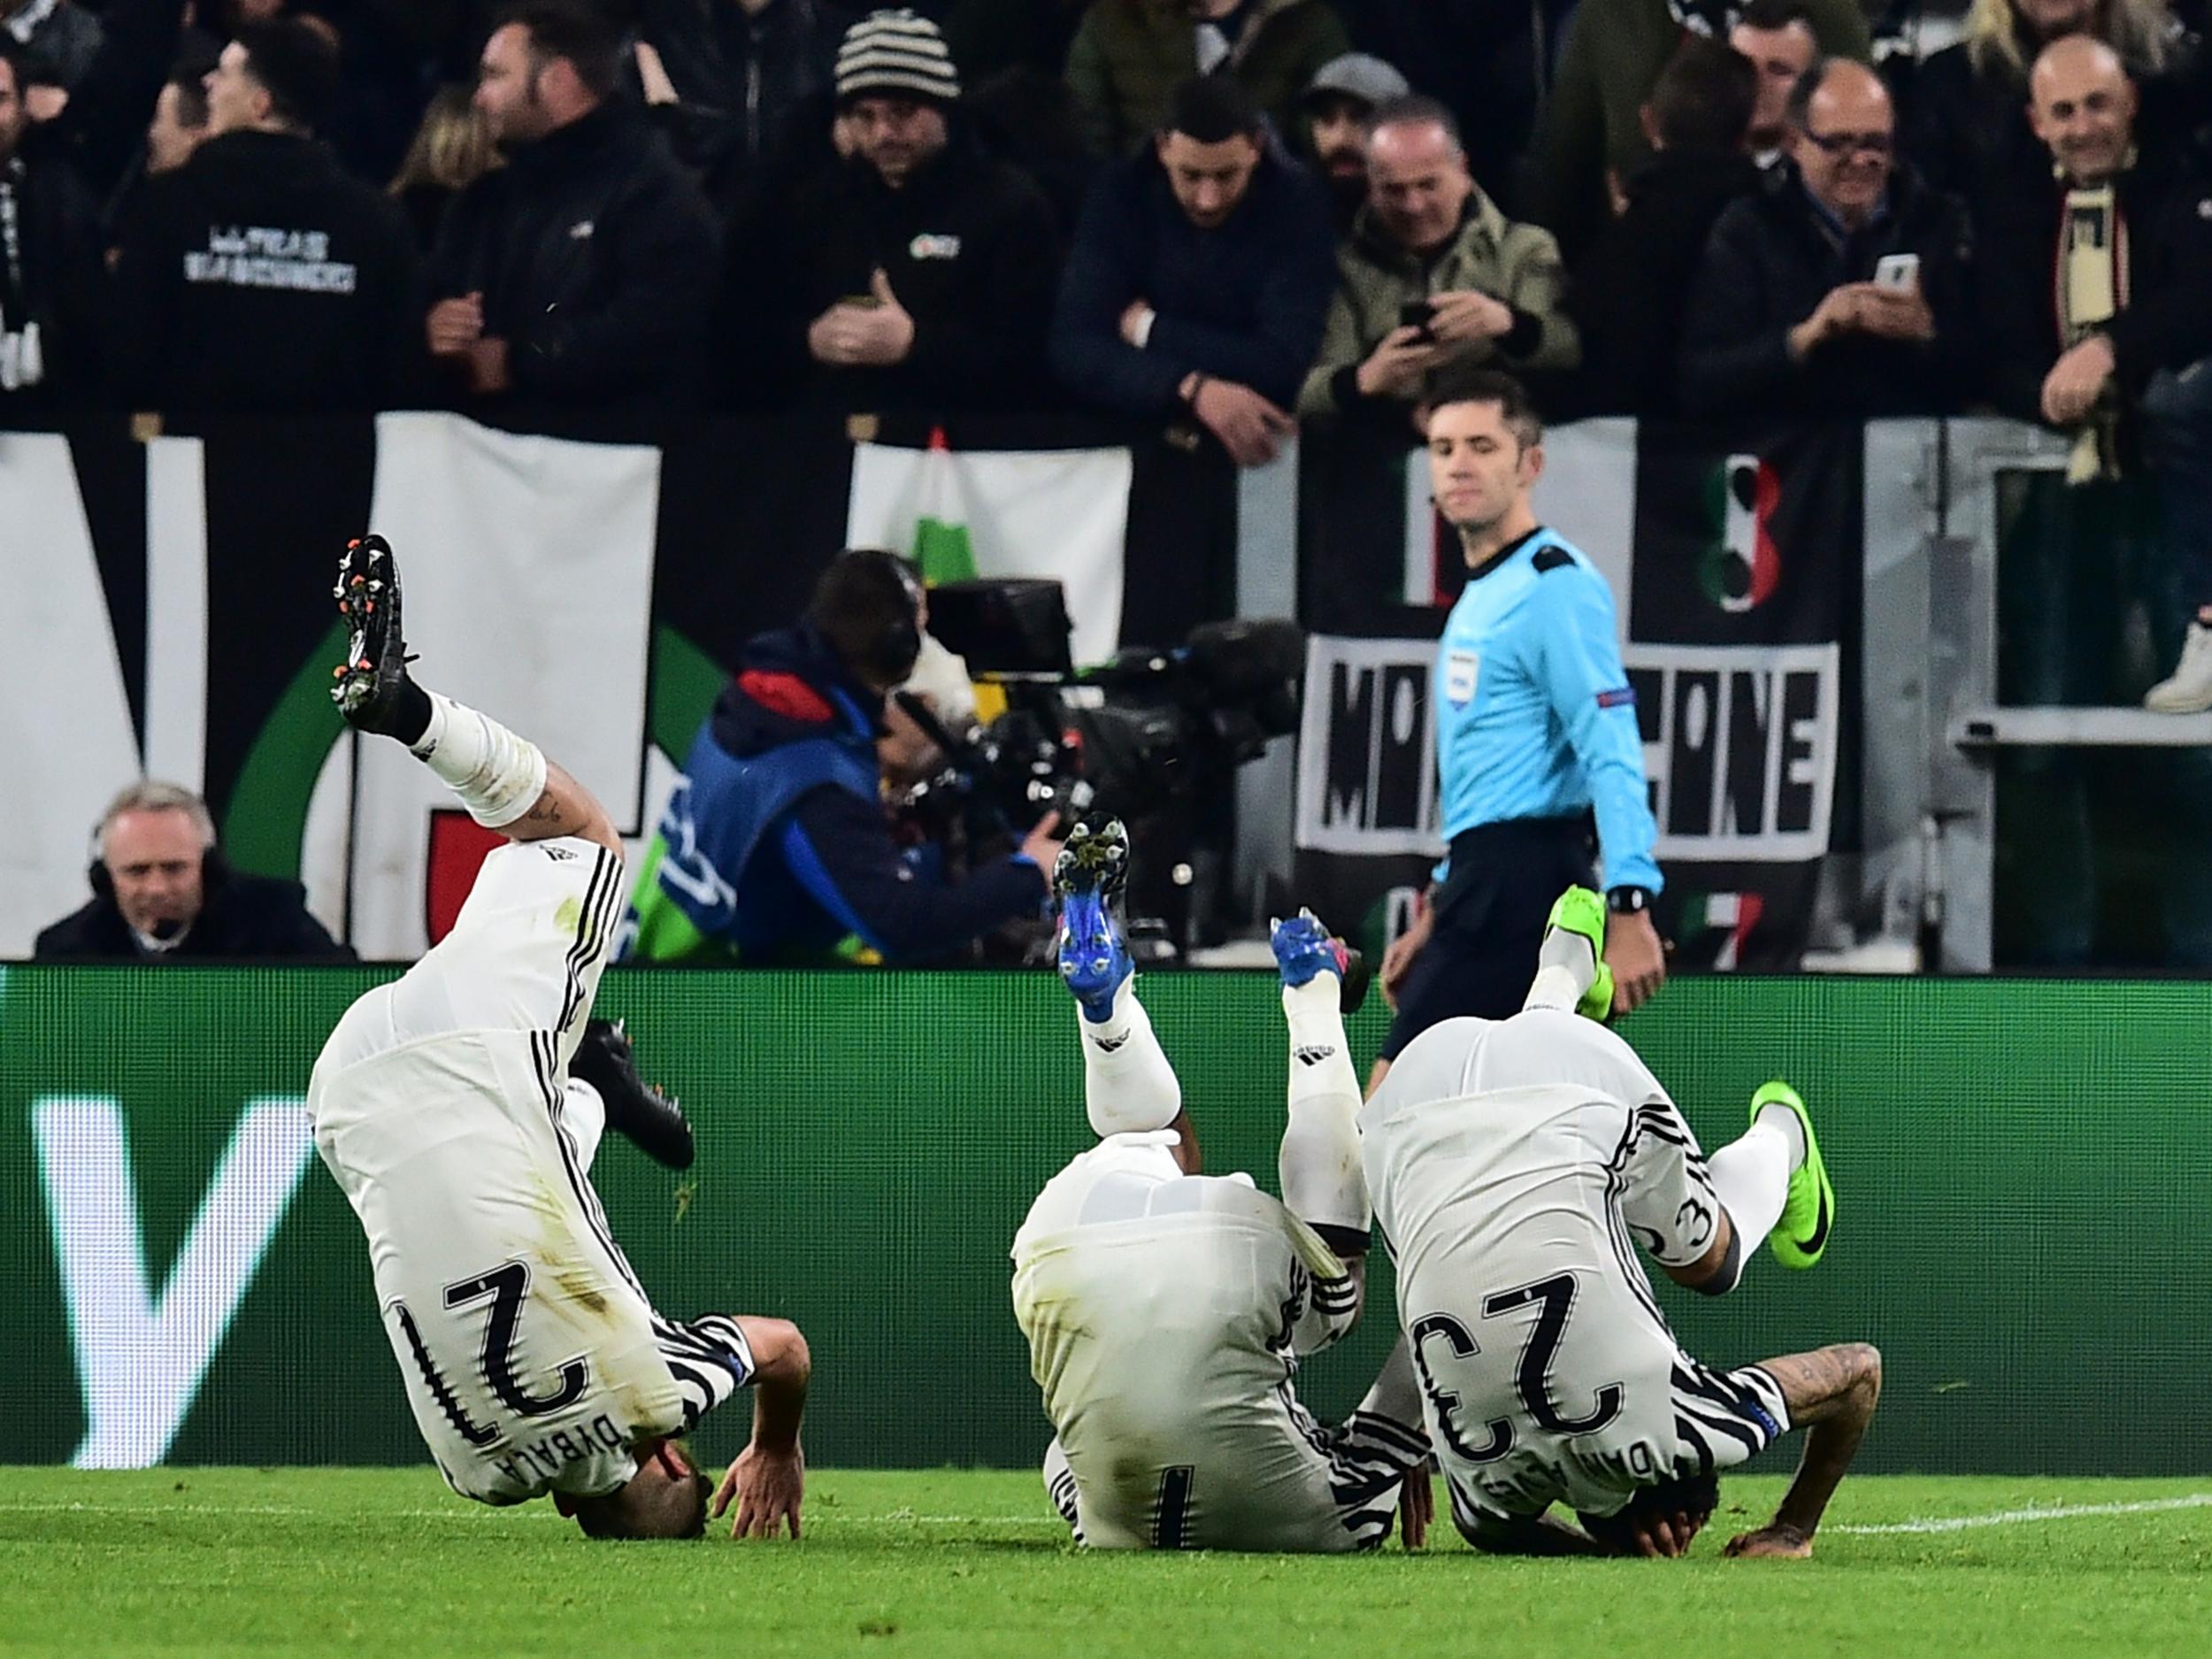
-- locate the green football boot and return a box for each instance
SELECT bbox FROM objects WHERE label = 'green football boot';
[1755,1080,1833,1270]
[1539,886,1615,1021]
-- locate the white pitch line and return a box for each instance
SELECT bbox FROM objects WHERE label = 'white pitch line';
[0,1501,1056,1526]
[1830,1494,2212,1535]
[15,1496,2209,1538]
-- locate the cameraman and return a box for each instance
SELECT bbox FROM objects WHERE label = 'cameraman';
[620,549,1064,966]
[36,781,352,961]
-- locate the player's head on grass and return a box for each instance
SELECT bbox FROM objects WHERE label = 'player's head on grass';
[569,1440,711,1540]
[1577,1471,1719,1559]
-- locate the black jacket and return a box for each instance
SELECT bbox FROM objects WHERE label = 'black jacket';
[1902,35,2208,230]
[29,0,188,201]
[1049,141,1335,416]
[1977,157,2212,424]
[1678,160,1976,419]
[107,129,424,414]
[1568,146,1762,416]
[638,0,850,188]
[0,146,109,417]
[35,870,354,962]
[429,103,723,417]
[746,138,1062,414]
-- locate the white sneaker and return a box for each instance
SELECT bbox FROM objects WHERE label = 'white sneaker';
[2144,619,2212,713]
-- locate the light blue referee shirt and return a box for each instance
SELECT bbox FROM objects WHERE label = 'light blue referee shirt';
[1434,526,1662,894]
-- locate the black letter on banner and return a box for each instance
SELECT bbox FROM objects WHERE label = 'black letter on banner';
[1725,667,1771,836]
[1374,663,1429,832]
[1325,663,1378,832]
[1669,671,1721,837]
[1778,669,1823,834]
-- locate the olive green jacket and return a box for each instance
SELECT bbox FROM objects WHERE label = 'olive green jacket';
[1525,0,1872,257]
[1296,192,1579,419]
[1065,0,1351,157]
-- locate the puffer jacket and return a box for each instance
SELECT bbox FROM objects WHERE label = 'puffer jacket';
[1297,189,1579,419]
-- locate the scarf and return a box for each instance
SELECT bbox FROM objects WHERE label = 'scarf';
[3,0,60,44]
[0,156,42,392]
[1195,0,1257,73]
[2055,179,2129,483]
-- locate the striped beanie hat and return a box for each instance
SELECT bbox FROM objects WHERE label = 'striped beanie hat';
[835,10,961,106]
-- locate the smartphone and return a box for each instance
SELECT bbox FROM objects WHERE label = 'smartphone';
[1873,253,1920,293]
[1399,299,1437,334]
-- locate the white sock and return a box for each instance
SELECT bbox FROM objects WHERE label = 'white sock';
[1709,1119,1791,1250]
[561,1078,606,1173]
[1279,977,1369,1235]
[1755,1101,1809,1168]
[410,692,548,829]
[1525,925,1598,1013]
[1081,978,1182,1137]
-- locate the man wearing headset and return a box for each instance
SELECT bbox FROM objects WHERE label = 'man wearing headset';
[620,548,1064,965]
[35,780,352,960]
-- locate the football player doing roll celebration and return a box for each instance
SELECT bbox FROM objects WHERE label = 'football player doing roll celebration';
[307,534,809,1540]
[1012,818,1433,1551]
[1362,887,1879,1559]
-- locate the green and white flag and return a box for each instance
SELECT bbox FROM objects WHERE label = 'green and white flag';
[845,435,1132,666]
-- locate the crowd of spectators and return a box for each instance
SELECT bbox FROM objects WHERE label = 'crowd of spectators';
[3,0,2208,431]
[0,0,2204,434]
[4,0,2211,653]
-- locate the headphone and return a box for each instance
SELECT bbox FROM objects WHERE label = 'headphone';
[814,548,926,687]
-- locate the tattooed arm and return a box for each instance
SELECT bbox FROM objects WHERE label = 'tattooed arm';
[1725,1342,1883,1560]
[507,761,623,857]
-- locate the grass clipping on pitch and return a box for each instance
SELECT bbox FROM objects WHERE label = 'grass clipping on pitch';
[4,1469,2210,1657]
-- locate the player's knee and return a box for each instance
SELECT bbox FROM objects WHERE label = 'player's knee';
[1664,1212,1742,1297]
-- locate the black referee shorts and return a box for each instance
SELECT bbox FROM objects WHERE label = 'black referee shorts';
[1378,816,1600,1062]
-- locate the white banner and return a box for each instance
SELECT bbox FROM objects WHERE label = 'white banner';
[845,442,1131,667]
[1294,636,1839,865]
[0,433,143,957]
[321,415,662,958]
[1631,641,1840,863]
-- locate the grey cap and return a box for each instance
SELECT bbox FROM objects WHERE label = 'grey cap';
[1302,52,1411,111]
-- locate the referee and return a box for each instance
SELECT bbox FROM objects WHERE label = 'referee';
[1371,371,1665,1093]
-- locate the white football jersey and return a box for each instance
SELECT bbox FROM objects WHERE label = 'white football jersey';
[1011,1136,1363,1549]
[1361,1010,1783,1524]
[310,838,749,1506]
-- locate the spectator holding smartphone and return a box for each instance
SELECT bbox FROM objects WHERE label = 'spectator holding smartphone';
[1297,95,1578,432]
[1678,58,1974,418]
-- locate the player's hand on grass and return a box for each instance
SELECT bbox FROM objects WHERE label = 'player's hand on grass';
[1605,909,1666,1016]
[1396,1469,1434,1549]
[713,1441,804,1540]
[1724,1523,1813,1560]
[1626,1507,1701,1558]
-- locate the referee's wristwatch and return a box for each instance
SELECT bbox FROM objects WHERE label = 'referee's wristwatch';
[1606,886,1654,916]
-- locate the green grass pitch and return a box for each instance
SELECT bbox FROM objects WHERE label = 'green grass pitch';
[6,1469,2210,1658]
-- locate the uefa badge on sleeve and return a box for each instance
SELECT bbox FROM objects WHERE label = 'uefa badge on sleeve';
[1445,649,1479,708]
